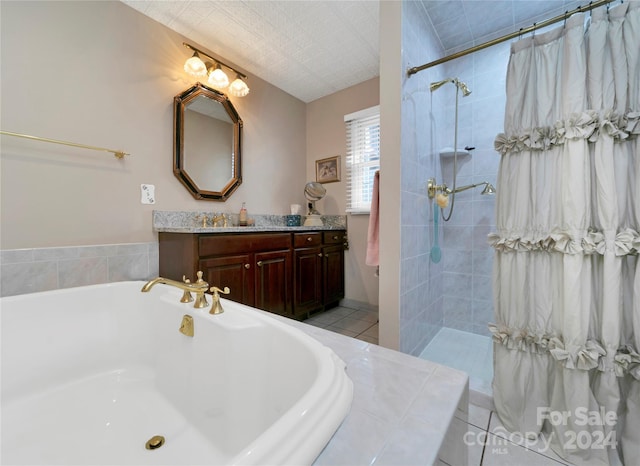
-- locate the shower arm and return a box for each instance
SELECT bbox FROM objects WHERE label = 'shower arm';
[427,179,492,198]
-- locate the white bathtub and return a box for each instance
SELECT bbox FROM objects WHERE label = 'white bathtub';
[1,282,353,465]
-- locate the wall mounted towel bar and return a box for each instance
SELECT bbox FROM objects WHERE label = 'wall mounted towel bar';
[0,130,129,159]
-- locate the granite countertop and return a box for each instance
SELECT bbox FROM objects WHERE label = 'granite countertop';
[156,225,346,233]
[153,210,347,234]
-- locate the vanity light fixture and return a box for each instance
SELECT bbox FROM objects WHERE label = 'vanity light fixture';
[228,73,250,97]
[183,42,249,97]
[207,64,229,89]
[183,51,207,77]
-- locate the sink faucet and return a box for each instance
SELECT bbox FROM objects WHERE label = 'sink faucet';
[141,271,210,308]
[211,213,228,227]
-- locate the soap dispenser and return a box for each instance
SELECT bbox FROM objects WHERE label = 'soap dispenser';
[239,202,248,226]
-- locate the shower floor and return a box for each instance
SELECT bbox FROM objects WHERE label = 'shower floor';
[419,327,493,395]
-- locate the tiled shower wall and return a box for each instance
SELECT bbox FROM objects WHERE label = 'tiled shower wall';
[399,1,446,356]
[0,242,159,297]
[399,3,509,352]
[439,42,510,337]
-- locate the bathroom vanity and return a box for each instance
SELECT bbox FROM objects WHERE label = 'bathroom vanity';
[157,228,347,320]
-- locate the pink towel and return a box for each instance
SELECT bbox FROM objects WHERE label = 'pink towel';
[366,170,380,267]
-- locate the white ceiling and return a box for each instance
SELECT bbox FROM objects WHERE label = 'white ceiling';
[122,0,589,103]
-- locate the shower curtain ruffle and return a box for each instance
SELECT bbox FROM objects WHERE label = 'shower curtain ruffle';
[491,2,639,465]
[489,323,640,378]
[493,109,639,155]
[487,228,640,254]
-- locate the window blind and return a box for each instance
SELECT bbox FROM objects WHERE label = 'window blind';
[344,105,380,214]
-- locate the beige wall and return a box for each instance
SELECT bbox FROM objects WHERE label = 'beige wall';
[0,1,307,249]
[306,78,380,307]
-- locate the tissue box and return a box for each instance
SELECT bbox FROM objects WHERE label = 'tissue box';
[286,215,301,226]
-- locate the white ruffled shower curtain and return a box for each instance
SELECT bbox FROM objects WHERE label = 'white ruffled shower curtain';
[490,2,639,465]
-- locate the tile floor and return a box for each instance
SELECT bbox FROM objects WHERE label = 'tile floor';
[303,304,379,344]
[305,306,574,465]
[459,405,571,465]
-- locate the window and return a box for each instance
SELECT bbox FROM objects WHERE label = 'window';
[344,105,380,214]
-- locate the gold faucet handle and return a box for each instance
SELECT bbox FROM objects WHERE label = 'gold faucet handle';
[209,286,230,315]
[210,286,230,295]
[180,275,194,303]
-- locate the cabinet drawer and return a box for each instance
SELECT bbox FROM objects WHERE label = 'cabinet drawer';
[199,233,291,256]
[323,231,346,244]
[294,232,322,248]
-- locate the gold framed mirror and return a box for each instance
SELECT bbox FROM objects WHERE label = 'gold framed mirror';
[174,83,242,201]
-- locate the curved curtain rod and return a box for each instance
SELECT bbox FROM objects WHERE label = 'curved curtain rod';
[407,0,616,75]
[0,130,129,159]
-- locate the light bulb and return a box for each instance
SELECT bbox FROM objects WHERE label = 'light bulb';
[184,52,206,77]
[228,75,250,97]
[207,64,229,89]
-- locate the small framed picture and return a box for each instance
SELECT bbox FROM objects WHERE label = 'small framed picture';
[316,156,341,183]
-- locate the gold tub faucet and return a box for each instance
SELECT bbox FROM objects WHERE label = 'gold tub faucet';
[141,271,210,308]
[179,314,194,337]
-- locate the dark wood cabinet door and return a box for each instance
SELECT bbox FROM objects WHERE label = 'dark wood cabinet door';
[255,249,292,316]
[293,247,323,317]
[199,254,254,306]
[323,244,345,306]
[160,230,346,320]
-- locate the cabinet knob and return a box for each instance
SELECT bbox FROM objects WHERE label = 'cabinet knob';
[244,263,250,269]
[333,235,339,240]
[325,254,330,258]
[318,253,323,257]
[307,237,313,242]
[257,260,263,267]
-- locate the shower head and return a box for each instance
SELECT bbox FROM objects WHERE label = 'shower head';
[456,80,471,97]
[481,183,496,195]
[429,77,471,96]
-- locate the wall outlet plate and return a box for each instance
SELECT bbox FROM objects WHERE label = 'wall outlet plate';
[141,184,155,204]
